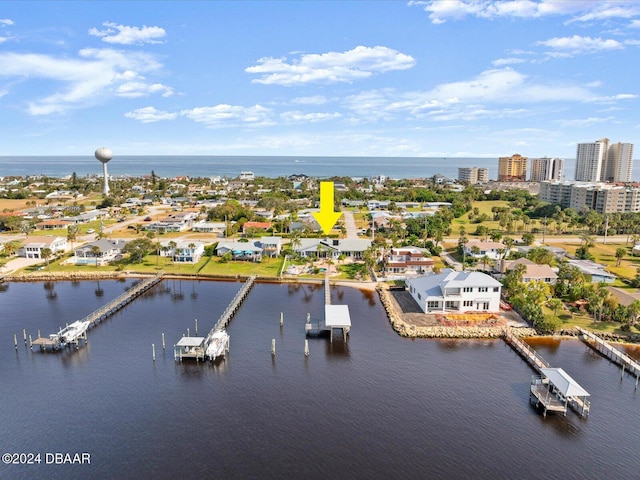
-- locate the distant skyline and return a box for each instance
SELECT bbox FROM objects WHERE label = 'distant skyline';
[0,1,639,158]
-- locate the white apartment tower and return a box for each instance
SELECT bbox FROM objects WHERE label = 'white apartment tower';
[575,139,608,182]
[530,157,564,182]
[458,167,489,184]
[604,142,634,183]
[575,138,634,183]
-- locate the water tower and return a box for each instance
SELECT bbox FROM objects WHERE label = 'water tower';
[95,147,113,195]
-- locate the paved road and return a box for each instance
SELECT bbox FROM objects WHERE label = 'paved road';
[439,251,462,271]
[342,210,360,239]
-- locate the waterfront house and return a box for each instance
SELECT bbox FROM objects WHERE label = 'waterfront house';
[160,240,206,263]
[407,269,502,313]
[74,239,126,266]
[18,236,67,259]
[192,221,227,236]
[294,238,372,259]
[258,236,282,258]
[215,241,263,261]
[383,247,434,276]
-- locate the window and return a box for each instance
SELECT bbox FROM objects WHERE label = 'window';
[445,301,458,309]
[463,300,473,307]
[482,302,489,309]
[417,293,422,300]
[478,287,488,292]
[493,287,499,292]
[463,287,473,292]
[427,301,439,308]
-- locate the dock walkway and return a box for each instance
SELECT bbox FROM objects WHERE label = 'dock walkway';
[33,272,163,351]
[503,328,590,418]
[174,275,256,362]
[576,327,640,383]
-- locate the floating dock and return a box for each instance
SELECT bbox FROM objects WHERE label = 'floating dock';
[174,275,255,362]
[576,326,640,385]
[33,272,163,351]
[503,328,590,418]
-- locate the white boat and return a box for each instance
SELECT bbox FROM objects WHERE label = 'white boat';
[205,329,229,360]
[59,320,90,344]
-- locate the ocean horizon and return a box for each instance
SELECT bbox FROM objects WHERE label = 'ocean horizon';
[0,155,611,182]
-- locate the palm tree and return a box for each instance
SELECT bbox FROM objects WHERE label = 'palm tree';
[547,298,564,319]
[615,247,626,267]
[91,245,101,268]
[41,247,53,271]
[188,243,196,263]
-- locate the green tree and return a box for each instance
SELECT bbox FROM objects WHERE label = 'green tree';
[615,247,626,267]
[547,298,564,319]
[123,238,153,263]
[41,247,53,270]
[91,245,101,268]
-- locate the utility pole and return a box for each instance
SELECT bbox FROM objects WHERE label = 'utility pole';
[542,216,547,245]
[603,215,609,244]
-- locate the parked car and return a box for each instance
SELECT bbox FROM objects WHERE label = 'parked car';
[144,216,152,221]
[86,229,95,234]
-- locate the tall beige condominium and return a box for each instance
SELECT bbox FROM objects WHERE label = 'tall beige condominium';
[575,138,608,182]
[497,154,527,181]
[603,142,634,182]
[458,166,489,184]
[530,157,564,182]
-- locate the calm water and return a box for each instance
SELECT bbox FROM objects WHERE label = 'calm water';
[0,155,592,182]
[1,279,640,479]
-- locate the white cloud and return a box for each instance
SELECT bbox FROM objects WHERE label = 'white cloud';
[0,19,14,26]
[586,93,637,103]
[558,116,616,127]
[124,106,177,123]
[537,35,624,54]
[291,95,329,105]
[0,48,170,115]
[411,1,640,24]
[631,19,640,28]
[116,81,173,98]
[0,36,8,44]
[343,68,592,123]
[89,22,166,45]
[180,104,273,127]
[492,57,526,66]
[280,111,341,123]
[246,45,415,86]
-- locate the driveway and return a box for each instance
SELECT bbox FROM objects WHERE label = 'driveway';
[342,210,360,239]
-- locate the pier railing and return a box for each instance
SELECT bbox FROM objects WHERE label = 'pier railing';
[503,328,550,373]
[211,275,257,333]
[577,327,640,382]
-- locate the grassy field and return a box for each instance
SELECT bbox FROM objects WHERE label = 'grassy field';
[451,200,509,233]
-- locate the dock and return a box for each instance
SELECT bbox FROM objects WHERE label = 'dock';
[33,272,164,351]
[174,275,256,362]
[305,270,351,342]
[503,328,590,418]
[576,326,640,385]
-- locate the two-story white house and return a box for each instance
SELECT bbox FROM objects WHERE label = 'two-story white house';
[74,239,127,266]
[407,269,502,313]
[464,240,508,261]
[18,236,67,259]
[159,240,205,263]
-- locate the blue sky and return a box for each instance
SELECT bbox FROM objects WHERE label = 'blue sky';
[0,1,639,158]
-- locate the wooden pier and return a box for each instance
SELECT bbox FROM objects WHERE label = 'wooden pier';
[174,275,256,362]
[33,272,164,351]
[503,328,590,418]
[576,326,640,386]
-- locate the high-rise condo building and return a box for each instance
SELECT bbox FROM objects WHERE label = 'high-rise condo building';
[458,167,489,184]
[529,157,564,182]
[603,142,634,183]
[575,138,634,183]
[497,154,527,182]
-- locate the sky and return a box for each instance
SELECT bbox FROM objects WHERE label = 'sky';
[0,0,639,158]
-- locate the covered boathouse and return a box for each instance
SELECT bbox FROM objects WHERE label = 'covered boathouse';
[530,367,591,417]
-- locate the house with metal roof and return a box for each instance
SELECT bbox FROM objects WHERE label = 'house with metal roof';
[160,240,206,263]
[215,241,263,261]
[294,238,372,259]
[74,239,126,266]
[567,259,616,283]
[406,269,502,313]
[18,236,67,259]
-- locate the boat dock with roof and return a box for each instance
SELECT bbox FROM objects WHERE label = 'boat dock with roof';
[503,328,590,417]
[174,275,255,362]
[305,270,351,342]
[33,272,163,352]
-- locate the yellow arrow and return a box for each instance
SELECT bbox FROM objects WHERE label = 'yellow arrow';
[312,181,342,234]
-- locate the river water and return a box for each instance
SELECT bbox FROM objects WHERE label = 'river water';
[1,279,639,479]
